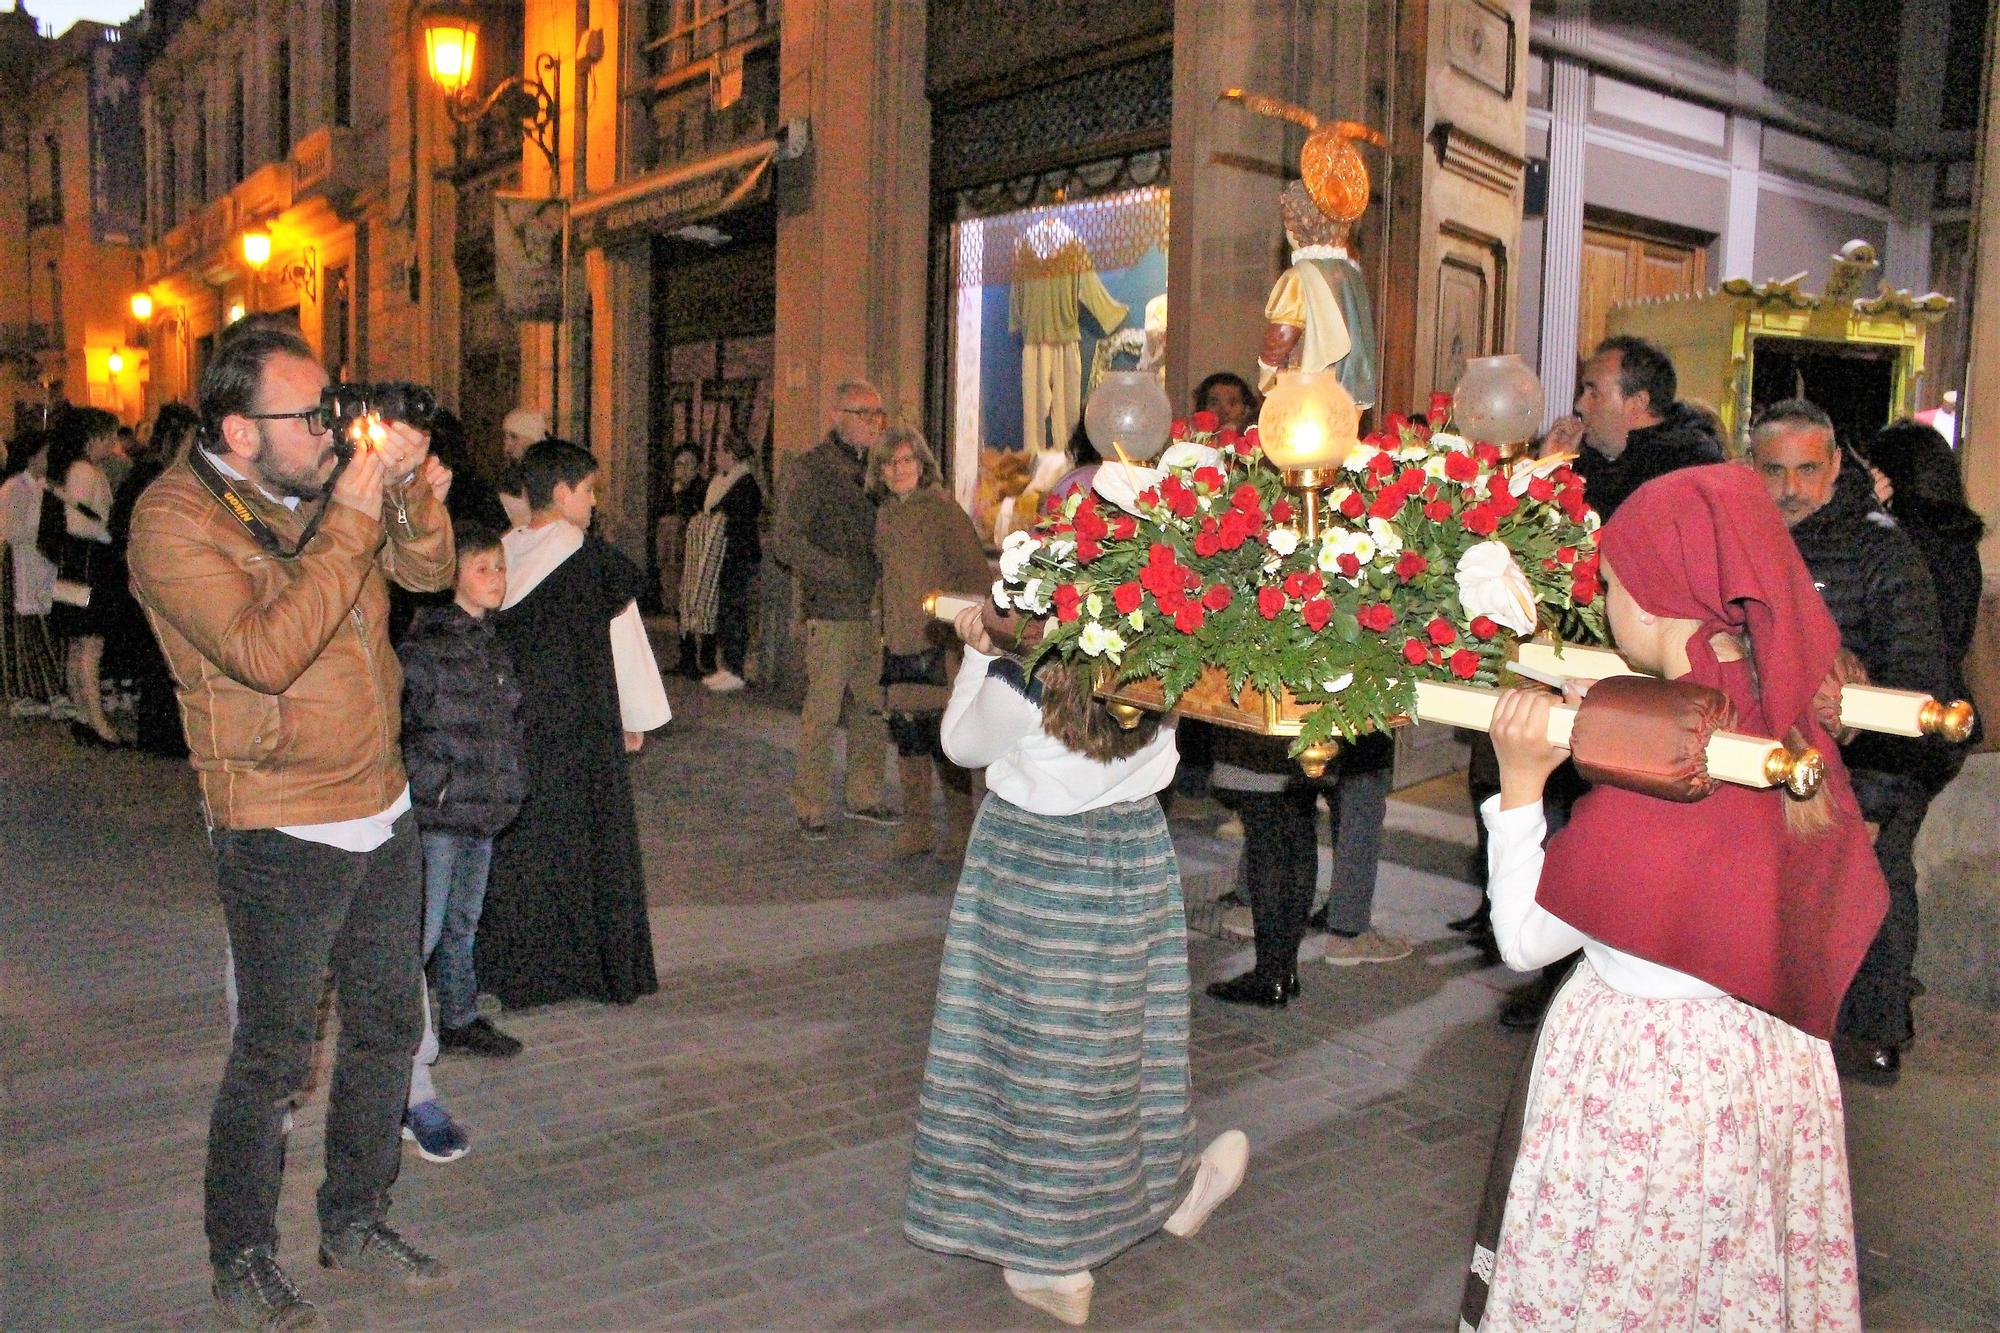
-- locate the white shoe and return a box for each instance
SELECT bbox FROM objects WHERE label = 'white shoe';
[1004,1269,1093,1326]
[1163,1129,1249,1238]
[703,670,746,693]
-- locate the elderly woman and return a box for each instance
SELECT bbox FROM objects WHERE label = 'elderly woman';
[870,426,991,860]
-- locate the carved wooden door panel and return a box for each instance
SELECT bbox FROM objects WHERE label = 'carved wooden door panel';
[1578,220,1708,361]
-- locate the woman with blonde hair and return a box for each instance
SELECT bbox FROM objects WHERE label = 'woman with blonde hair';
[868,426,990,859]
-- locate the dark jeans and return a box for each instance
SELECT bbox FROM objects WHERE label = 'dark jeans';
[205,818,423,1263]
[1840,772,1929,1046]
[1235,787,1321,977]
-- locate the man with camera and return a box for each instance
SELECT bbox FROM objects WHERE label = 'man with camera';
[129,322,457,1328]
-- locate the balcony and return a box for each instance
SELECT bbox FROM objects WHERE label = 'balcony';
[26,196,64,229]
[641,0,780,89]
[0,322,63,367]
[290,126,362,217]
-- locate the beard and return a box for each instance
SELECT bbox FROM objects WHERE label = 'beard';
[251,426,338,500]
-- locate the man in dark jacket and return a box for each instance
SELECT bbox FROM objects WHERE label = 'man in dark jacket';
[774,379,898,839]
[1541,334,1726,514]
[1752,398,1955,1084]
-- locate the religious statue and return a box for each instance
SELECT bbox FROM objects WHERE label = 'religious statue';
[1221,90,1385,408]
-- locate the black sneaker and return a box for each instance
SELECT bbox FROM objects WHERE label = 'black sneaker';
[437,1016,523,1059]
[844,805,903,826]
[213,1245,321,1330]
[318,1220,456,1294]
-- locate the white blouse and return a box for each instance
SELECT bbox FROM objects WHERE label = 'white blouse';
[942,647,1178,816]
[1481,795,1723,1001]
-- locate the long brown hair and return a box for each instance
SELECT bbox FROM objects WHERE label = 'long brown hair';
[1036,659,1160,762]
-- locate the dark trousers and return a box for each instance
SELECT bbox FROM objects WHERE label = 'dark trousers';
[1840,773,1929,1046]
[714,557,756,676]
[1235,786,1321,977]
[205,818,423,1263]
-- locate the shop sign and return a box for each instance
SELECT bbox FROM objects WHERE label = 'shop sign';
[569,140,776,252]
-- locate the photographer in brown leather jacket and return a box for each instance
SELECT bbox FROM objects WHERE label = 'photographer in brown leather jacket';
[128,321,457,1327]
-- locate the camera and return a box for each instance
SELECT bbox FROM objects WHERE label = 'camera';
[322,381,438,458]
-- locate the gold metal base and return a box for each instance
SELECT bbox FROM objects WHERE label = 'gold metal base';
[1766,745,1825,799]
[1918,698,1977,744]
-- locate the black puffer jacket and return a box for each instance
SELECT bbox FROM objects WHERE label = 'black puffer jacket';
[1573,402,1726,519]
[1787,461,1960,791]
[400,603,527,836]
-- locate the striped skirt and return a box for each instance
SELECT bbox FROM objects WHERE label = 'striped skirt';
[904,793,1195,1275]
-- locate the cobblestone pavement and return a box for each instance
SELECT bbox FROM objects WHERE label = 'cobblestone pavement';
[3,685,1995,1331]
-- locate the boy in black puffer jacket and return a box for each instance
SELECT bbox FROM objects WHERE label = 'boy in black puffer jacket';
[401,520,528,1073]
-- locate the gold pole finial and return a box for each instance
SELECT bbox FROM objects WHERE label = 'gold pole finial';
[1764,746,1825,799]
[1917,698,1977,743]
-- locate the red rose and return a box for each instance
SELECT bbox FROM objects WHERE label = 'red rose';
[1114,582,1143,615]
[1270,498,1293,524]
[1202,583,1233,612]
[1191,410,1220,434]
[1426,616,1457,645]
[1300,571,1324,597]
[1449,649,1480,679]
[1148,543,1175,566]
[1136,486,1161,509]
[1444,451,1479,483]
[1556,545,1577,564]
[1169,419,1187,440]
[1357,602,1395,633]
[1383,412,1409,437]
[1073,503,1108,541]
[1527,475,1555,502]
[1193,531,1220,558]
[1488,486,1519,517]
[1257,585,1286,619]
[1469,615,1498,640]
[1337,554,1361,578]
[1363,430,1394,450]
[1402,638,1428,665]
[1422,482,1439,501]
[1283,571,1310,599]
[1156,586,1186,614]
[1216,426,1239,449]
[1173,602,1206,634]
[1183,565,1203,591]
[1231,483,1262,513]
[1461,505,1498,536]
[1397,467,1427,491]
[1075,537,1101,563]
[1193,466,1225,491]
[1053,584,1082,623]
[1395,551,1429,580]
[1112,515,1137,540]
[1428,391,1453,422]
[1368,450,1397,476]
[1340,491,1367,519]
[1301,597,1333,631]
[1218,510,1255,550]
[1473,441,1501,468]
[1424,499,1453,522]
[1244,425,1261,451]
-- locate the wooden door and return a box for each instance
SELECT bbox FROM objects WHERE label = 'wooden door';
[1578,219,1709,360]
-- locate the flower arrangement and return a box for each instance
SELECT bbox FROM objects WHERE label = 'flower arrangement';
[995,403,1608,754]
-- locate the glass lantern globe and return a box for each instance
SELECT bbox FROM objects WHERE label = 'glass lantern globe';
[1258,370,1359,473]
[1451,353,1544,449]
[1083,371,1172,462]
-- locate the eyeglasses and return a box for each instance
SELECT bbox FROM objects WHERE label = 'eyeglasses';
[840,406,888,421]
[240,406,333,436]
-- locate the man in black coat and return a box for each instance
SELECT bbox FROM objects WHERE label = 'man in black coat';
[1541,335,1726,510]
[1751,398,1956,1084]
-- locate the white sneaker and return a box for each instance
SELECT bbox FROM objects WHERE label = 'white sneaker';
[1003,1269,1093,1326]
[703,670,746,693]
[1163,1129,1249,1238]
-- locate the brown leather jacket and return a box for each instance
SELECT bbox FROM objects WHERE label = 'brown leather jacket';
[129,456,456,829]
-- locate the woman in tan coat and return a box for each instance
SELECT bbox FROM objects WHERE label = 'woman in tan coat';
[870,427,992,859]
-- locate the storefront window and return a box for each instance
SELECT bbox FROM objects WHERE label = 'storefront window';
[944,179,1170,548]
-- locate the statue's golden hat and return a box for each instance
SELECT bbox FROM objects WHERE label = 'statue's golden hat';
[1220,89,1386,222]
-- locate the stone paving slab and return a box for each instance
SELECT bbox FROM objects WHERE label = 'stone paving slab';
[2,685,1996,1330]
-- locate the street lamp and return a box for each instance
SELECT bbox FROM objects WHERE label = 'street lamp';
[129,292,154,321]
[421,1,559,181]
[241,228,273,271]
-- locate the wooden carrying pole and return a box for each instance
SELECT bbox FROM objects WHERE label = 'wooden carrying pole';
[1514,642,1977,742]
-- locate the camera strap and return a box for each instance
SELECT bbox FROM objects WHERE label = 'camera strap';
[188,445,350,561]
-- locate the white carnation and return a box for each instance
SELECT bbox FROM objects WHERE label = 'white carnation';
[1366,517,1403,559]
[1078,621,1127,659]
[1395,442,1429,462]
[1344,444,1382,475]
[1266,527,1301,557]
[992,578,1010,607]
[1013,577,1048,613]
[1159,441,1223,473]
[998,530,1042,581]
[1429,432,1472,453]
[1454,540,1537,635]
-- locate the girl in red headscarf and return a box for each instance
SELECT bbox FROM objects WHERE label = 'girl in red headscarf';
[1459,465,1885,1332]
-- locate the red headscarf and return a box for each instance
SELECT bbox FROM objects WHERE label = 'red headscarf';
[1538,465,1887,1039]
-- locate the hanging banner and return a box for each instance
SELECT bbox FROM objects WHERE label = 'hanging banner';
[493,192,568,320]
[567,138,777,252]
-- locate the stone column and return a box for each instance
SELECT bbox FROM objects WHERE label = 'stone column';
[1963,0,2000,570]
[1536,10,1587,425]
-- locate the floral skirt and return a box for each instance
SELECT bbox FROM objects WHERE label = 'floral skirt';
[1464,962,1861,1331]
